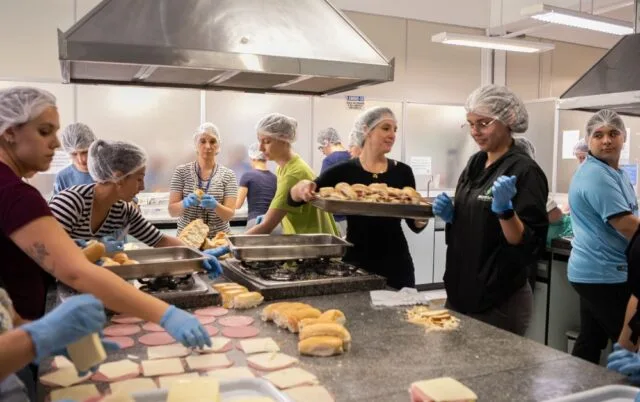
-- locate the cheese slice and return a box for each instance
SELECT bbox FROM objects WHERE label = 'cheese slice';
[141,358,185,377]
[52,355,74,369]
[262,367,319,389]
[157,373,201,389]
[410,377,477,402]
[110,378,158,395]
[98,359,140,380]
[246,352,298,371]
[40,367,92,388]
[238,337,280,354]
[285,385,334,402]
[196,337,232,354]
[66,333,107,372]
[49,384,100,402]
[147,344,190,360]
[206,367,255,381]
[186,353,233,371]
[167,377,220,402]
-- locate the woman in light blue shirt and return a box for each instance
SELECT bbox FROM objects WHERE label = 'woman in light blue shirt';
[568,110,639,364]
[53,123,96,194]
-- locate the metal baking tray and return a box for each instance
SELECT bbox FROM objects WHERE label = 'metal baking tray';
[132,378,294,402]
[227,234,352,261]
[104,247,207,279]
[311,198,433,219]
[545,385,639,401]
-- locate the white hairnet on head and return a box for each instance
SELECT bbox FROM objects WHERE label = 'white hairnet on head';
[247,142,266,161]
[0,87,56,137]
[351,106,397,148]
[465,84,528,133]
[317,127,341,147]
[573,138,588,154]
[88,139,147,183]
[256,113,297,143]
[513,136,536,159]
[348,129,362,148]
[193,122,221,147]
[61,123,96,153]
[586,109,626,140]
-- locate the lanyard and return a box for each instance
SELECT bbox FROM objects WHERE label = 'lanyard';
[195,162,217,193]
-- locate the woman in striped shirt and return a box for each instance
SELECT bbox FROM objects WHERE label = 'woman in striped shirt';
[168,123,238,237]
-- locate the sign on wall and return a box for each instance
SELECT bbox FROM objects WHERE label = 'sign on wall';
[346,95,365,110]
[561,130,580,160]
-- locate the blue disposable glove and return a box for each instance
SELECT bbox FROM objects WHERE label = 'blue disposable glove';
[160,305,212,349]
[256,215,265,225]
[432,193,454,224]
[491,175,517,214]
[608,343,640,384]
[182,193,200,208]
[21,294,108,363]
[100,236,124,253]
[202,246,229,279]
[73,239,87,248]
[200,194,218,209]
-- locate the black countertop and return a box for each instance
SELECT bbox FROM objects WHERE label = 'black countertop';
[41,285,624,401]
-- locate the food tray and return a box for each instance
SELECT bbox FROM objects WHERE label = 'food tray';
[545,385,639,401]
[104,247,207,279]
[132,378,294,401]
[311,198,433,219]
[227,234,352,261]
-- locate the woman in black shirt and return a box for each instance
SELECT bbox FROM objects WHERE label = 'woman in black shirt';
[432,85,548,335]
[290,107,427,289]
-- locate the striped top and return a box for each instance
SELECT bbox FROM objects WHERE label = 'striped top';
[170,161,238,237]
[49,184,164,247]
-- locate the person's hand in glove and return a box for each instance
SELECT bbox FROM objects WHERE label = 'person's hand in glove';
[256,215,265,225]
[182,193,200,208]
[608,343,640,383]
[200,194,218,209]
[202,246,229,279]
[491,175,517,214]
[21,294,114,364]
[100,236,124,253]
[432,193,454,224]
[73,239,87,248]
[160,305,212,349]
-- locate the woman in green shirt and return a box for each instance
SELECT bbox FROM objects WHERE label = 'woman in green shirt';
[245,113,338,236]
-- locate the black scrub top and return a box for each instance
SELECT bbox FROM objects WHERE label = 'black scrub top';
[627,228,640,299]
[289,158,425,289]
[445,144,548,313]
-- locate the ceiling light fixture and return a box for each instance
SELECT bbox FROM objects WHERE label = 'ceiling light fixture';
[431,32,555,53]
[521,4,634,35]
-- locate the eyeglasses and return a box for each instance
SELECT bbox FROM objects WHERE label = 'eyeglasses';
[461,118,497,131]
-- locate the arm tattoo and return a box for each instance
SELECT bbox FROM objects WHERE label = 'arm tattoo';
[27,242,54,273]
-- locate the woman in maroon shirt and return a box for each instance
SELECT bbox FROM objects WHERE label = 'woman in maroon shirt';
[0,87,210,349]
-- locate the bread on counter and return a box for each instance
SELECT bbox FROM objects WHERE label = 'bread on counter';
[298,336,344,357]
[299,322,351,351]
[230,292,264,309]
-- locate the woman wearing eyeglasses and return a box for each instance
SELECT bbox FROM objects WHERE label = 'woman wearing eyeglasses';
[432,85,549,335]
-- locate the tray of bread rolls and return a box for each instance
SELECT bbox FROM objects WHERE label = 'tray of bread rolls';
[311,182,434,219]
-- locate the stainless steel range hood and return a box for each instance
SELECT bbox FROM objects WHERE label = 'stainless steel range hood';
[58,0,394,95]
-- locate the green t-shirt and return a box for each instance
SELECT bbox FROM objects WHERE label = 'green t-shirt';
[270,155,338,235]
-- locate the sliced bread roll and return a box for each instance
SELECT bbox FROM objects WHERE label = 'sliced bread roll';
[178,219,209,249]
[298,336,344,357]
[231,292,264,309]
[275,307,322,333]
[299,323,351,351]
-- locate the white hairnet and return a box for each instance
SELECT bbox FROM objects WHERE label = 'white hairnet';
[317,127,341,147]
[573,138,588,154]
[193,122,221,147]
[247,142,266,161]
[256,113,297,143]
[88,139,147,183]
[513,136,536,159]
[465,84,528,133]
[351,106,397,148]
[0,87,56,137]
[586,109,626,140]
[61,123,96,153]
[348,129,362,148]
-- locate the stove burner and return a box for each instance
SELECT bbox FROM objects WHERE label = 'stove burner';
[314,261,358,277]
[260,268,299,281]
[243,261,280,271]
[138,274,195,292]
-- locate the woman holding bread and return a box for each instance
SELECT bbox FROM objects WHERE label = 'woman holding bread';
[245,113,339,236]
[432,85,548,335]
[0,87,211,350]
[290,107,427,289]
[168,122,238,237]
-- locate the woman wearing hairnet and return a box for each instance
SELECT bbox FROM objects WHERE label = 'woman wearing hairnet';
[574,138,588,164]
[235,143,277,229]
[290,107,427,289]
[348,129,362,158]
[317,127,351,172]
[432,85,549,335]
[566,110,638,364]
[168,123,238,237]
[246,113,338,235]
[53,122,97,194]
[0,88,212,354]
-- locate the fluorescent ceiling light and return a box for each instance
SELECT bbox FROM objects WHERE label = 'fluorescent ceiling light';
[522,4,634,35]
[431,32,555,53]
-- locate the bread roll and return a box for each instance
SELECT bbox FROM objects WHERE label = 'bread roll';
[261,302,294,322]
[319,309,346,325]
[318,187,335,197]
[277,307,322,333]
[221,288,248,308]
[298,336,344,357]
[83,241,106,263]
[120,259,139,265]
[266,303,309,323]
[335,182,357,200]
[178,219,209,249]
[194,189,205,199]
[101,257,120,267]
[112,252,129,264]
[299,323,351,350]
[350,183,369,196]
[368,183,388,194]
[230,292,264,309]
